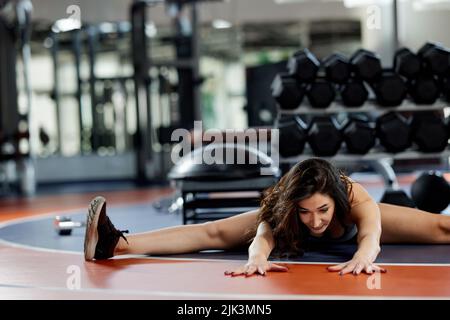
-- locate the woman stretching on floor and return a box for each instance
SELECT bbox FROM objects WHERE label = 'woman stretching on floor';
[83,158,450,276]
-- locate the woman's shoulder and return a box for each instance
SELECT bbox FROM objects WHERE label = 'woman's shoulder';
[347,180,373,207]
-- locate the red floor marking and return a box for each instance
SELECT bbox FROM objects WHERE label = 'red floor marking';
[1,243,450,299]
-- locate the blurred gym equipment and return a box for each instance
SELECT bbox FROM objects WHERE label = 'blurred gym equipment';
[370,70,407,107]
[341,115,376,155]
[307,117,343,157]
[380,189,416,208]
[339,79,368,107]
[394,48,421,80]
[306,78,336,109]
[323,53,351,84]
[0,0,35,196]
[271,73,305,110]
[169,140,279,224]
[287,49,320,83]
[350,49,382,83]
[408,72,440,105]
[411,171,450,213]
[411,112,449,153]
[277,116,308,157]
[376,112,412,153]
[418,42,450,76]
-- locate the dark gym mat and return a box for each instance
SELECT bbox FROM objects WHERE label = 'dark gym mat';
[0,201,449,264]
[166,243,450,264]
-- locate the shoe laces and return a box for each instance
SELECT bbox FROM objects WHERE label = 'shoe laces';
[117,229,129,244]
[102,215,130,245]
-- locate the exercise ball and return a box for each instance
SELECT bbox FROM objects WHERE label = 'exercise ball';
[168,143,280,181]
[410,171,450,213]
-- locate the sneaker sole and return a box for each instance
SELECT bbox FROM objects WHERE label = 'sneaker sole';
[84,196,106,261]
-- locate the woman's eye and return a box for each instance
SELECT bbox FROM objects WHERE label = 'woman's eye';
[320,209,328,213]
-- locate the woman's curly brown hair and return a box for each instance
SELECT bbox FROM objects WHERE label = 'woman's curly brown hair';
[249,158,353,257]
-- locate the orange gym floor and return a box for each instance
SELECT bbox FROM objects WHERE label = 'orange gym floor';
[1,178,450,300]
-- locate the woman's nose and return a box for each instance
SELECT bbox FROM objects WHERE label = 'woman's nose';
[312,215,322,228]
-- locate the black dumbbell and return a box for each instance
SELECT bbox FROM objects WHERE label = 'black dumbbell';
[322,54,367,107]
[411,171,450,213]
[394,48,421,80]
[341,115,376,154]
[440,76,450,101]
[380,189,416,208]
[306,78,336,109]
[418,42,450,76]
[370,70,408,107]
[271,73,306,110]
[339,79,369,107]
[54,216,85,236]
[277,116,309,157]
[376,112,412,153]
[411,111,449,152]
[408,72,440,104]
[308,116,343,156]
[350,49,382,83]
[323,53,351,84]
[287,49,320,83]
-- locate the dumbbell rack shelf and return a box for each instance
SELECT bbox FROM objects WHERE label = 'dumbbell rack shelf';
[278,99,449,115]
[279,149,450,164]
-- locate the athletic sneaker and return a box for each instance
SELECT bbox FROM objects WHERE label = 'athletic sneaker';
[84,196,129,261]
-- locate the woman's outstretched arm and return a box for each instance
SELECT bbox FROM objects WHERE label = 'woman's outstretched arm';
[328,183,386,275]
[225,221,288,276]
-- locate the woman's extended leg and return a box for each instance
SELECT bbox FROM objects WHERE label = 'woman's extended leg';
[114,209,259,256]
[378,203,450,244]
[84,196,259,261]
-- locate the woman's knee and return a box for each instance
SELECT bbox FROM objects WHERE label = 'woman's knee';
[202,216,254,249]
[437,216,450,242]
[203,221,221,241]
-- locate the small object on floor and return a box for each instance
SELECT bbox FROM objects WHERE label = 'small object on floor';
[54,216,85,236]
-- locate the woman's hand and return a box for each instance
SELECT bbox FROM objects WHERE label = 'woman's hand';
[225,256,288,277]
[327,254,387,275]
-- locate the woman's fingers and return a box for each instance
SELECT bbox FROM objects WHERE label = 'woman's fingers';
[339,263,357,275]
[257,266,266,276]
[224,264,263,277]
[224,266,245,277]
[225,262,289,277]
[372,265,387,273]
[327,263,346,272]
[245,265,258,277]
[327,261,387,276]
[268,263,289,272]
[226,262,385,277]
[353,263,365,275]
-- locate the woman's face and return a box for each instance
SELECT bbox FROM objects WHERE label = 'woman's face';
[297,193,335,236]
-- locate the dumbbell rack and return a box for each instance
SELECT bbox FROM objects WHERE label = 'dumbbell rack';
[279,99,448,116]
[275,99,450,190]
